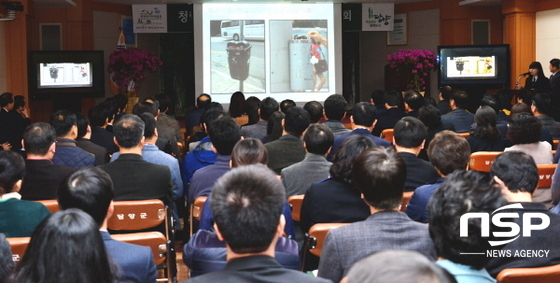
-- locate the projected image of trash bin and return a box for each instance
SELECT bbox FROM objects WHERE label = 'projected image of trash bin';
[227,41,252,81]
[289,39,314,91]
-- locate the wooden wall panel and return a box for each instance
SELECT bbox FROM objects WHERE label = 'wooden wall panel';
[504,12,536,89]
[440,19,470,46]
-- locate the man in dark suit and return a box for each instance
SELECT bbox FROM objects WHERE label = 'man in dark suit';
[372,90,406,136]
[548,58,560,119]
[318,146,437,283]
[403,90,424,118]
[328,102,391,161]
[240,97,279,140]
[532,93,560,139]
[58,167,157,283]
[89,103,118,155]
[98,114,173,205]
[0,94,30,153]
[183,164,330,283]
[76,113,109,165]
[185,94,211,137]
[486,151,560,277]
[321,94,351,138]
[441,90,474,133]
[393,117,439,191]
[265,107,310,175]
[19,123,75,200]
[0,92,15,151]
[50,109,96,168]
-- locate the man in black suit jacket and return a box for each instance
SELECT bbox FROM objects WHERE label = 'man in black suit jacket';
[183,164,330,283]
[76,113,109,165]
[373,90,406,136]
[549,59,560,120]
[19,123,75,200]
[0,94,30,153]
[89,104,118,155]
[393,117,439,191]
[98,114,173,206]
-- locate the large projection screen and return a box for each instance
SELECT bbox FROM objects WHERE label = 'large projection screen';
[195,3,342,104]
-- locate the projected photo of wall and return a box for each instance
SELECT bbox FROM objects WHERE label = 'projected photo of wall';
[270,20,328,93]
[210,20,265,94]
[39,63,92,88]
[446,56,496,78]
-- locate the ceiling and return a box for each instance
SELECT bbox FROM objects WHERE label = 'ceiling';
[32,0,502,9]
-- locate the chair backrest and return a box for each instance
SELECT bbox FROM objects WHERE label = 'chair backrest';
[496,263,560,283]
[192,196,208,221]
[469,151,502,172]
[457,132,470,138]
[537,164,557,189]
[306,223,348,257]
[107,199,165,231]
[6,237,30,262]
[400,191,414,212]
[287,194,304,222]
[553,140,559,150]
[112,232,167,266]
[381,129,394,143]
[34,199,60,213]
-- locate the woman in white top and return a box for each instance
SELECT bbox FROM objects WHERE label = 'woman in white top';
[505,112,552,164]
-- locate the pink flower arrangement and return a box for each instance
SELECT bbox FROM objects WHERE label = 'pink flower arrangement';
[387,49,436,91]
[108,49,163,95]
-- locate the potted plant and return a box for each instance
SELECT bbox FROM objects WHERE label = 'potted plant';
[108,48,163,97]
[386,49,436,93]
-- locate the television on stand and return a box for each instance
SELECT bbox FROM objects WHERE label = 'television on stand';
[28,50,105,100]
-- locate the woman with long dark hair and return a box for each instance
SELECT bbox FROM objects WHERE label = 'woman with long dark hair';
[523,61,551,93]
[467,106,505,153]
[9,209,118,283]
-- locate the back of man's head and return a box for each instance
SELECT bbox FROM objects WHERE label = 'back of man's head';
[428,131,470,175]
[352,146,406,210]
[280,99,296,114]
[154,94,171,113]
[370,89,385,106]
[0,92,13,108]
[394,117,427,148]
[14,95,25,109]
[50,110,77,138]
[384,91,401,107]
[138,113,157,139]
[0,150,25,195]
[304,124,334,155]
[113,94,128,112]
[211,164,285,254]
[23,122,56,156]
[304,101,324,124]
[88,104,111,127]
[346,250,456,283]
[197,94,212,109]
[208,117,241,155]
[324,94,347,121]
[201,108,228,132]
[531,93,553,116]
[428,170,505,270]
[451,90,469,109]
[479,94,501,115]
[132,101,158,116]
[75,113,89,139]
[351,102,376,128]
[284,107,310,137]
[57,167,114,227]
[113,114,145,149]
[404,91,425,111]
[490,151,538,194]
[260,97,279,121]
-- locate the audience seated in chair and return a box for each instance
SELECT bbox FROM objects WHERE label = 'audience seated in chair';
[486,151,560,277]
[0,151,50,237]
[185,94,211,137]
[58,167,157,283]
[265,107,310,175]
[75,112,109,165]
[417,104,455,160]
[89,103,118,155]
[428,170,505,283]
[98,114,173,206]
[532,93,560,140]
[405,131,470,223]
[181,164,329,283]
[466,106,506,153]
[321,94,351,138]
[345,250,456,283]
[304,101,324,124]
[19,122,75,201]
[318,146,437,283]
[403,90,425,118]
[9,209,118,283]
[505,113,552,164]
[281,124,333,197]
[372,91,406,137]
[240,97,278,140]
[50,109,96,168]
[393,116,439,191]
[441,90,474,133]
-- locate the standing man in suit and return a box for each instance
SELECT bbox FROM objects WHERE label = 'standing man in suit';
[58,167,157,283]
[281,124,333,197]
[19,123,75,200]
[265,107,310,175]
[318,146,437,283]
[441,90,474,133]
[393,117,439,191]
[1,94,30,153]
[0,93,15,151]
[549,58,560,121]
[183,164,330,283]
[98,114,173,206]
